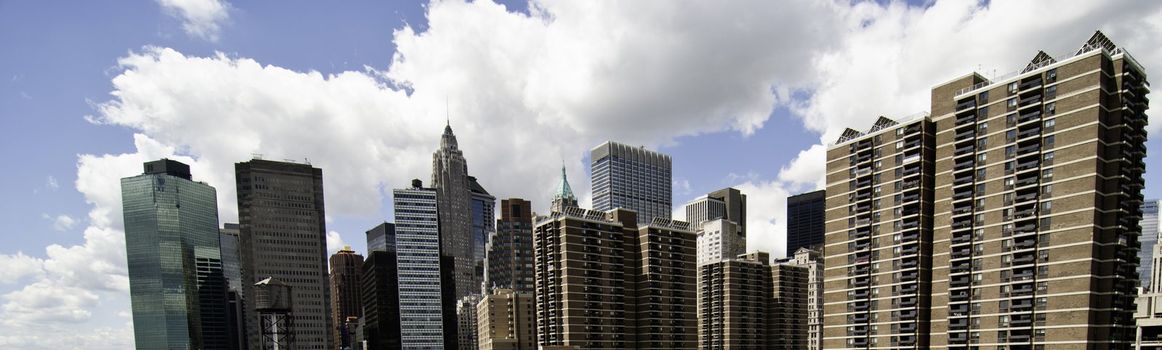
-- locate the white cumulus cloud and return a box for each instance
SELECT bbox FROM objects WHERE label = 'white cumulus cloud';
[156,0,231,41]
[326,231,348,256]
[44,214,76,232]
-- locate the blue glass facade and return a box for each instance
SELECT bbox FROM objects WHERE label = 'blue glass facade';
[121,160,228,350]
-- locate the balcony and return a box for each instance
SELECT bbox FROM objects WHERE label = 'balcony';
[1019,78,1043,91]
[1017,110,1041,124]
[1016,143,1041,156]
[1015,159,1040,172]
[955,113,976,125]
[956,100,977,112]
[1018,94,1042,107]
[951,233,972,245]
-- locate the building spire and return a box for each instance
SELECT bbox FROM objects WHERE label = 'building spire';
[551,161,577,213]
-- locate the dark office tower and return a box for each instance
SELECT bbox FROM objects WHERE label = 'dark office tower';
[221,223,248,350]
[699,252,772,349]
[591,141,672,225]
[432,122,479,299]
[329,247,364,350]
[549,165,578,213]
[361,224,401,350]
[393,180,453,348]
[707,187,747,237]
[769,263,808,350]
[457,295,481,350]
[221,223,243,293]
[824,115,936,349]
[469,176,496,292]
[235,159,332,350]
[928,31,1147,348]
[486,198,535,293]
[633,219,697,349]
[786,190,825,253]
[365,222,393,254]
[121,159,229,350]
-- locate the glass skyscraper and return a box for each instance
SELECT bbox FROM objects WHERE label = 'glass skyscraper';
[590,141,672,225]
[1141,200,1160,288]
[468,176,495,293]
[121,159,228,350]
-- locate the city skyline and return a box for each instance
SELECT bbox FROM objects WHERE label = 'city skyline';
[3,1,1162,348]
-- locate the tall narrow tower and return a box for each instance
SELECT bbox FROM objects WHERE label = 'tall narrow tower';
[329,247,364,350]
[432,122,478,299]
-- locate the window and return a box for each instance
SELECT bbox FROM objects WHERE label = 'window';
[1047,68,1057,82]
[979,91,989,103]
[976,169,987,180]
[1043,151,1055,162]
[978,122,988,133]
[976,184,986,194]
[1045,85,1058,99]
[977,153,987,163]
[977,138,988,149]
[1042,168,1053,179]
[978,106,989,118]
[1007,98,1018,108]
[1041,201,1053,213]
[1006,145,1016,158]
[1044,119,1056,131]
[1042,184,1053,195]
[1006,130,1016,142]
[1044,135,1055,147]
[1008,82,1019,94]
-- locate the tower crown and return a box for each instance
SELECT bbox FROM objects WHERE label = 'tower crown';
[554,165,575,201]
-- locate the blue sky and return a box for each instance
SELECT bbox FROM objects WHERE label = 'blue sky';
[2,1,1162,348]
[0,0,824,260]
